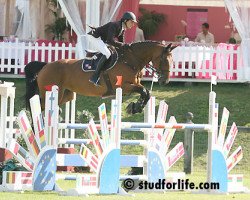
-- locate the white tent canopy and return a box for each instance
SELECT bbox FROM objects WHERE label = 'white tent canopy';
[58,0,86,57]
[224,0,250,79]
[58,0,122,57]
[0,0,54,39]
[15,0,32,39]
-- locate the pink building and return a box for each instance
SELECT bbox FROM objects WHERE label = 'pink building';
[119,0,232,43]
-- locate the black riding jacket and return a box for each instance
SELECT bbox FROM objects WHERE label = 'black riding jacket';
[88,21,125,47]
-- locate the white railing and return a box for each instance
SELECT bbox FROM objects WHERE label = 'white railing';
[143,44,243,83]
[0,40,245,82]
[0,39,77,77]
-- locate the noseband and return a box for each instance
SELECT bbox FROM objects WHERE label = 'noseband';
[155,48,170,79]
[120,44,170,79]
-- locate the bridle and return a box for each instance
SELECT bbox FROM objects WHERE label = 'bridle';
[121,44,171,79]
[146,47,170,79]
[158,48,170,78]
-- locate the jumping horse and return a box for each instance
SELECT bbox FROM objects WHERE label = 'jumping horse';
[25,41,175,114]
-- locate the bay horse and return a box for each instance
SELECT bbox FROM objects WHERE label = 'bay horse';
[25,41,175,114]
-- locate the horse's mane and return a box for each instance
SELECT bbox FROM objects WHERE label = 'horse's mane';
[130,40,163,47]
[115,40,164,54]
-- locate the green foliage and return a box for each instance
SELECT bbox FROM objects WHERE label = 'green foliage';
[229,37,236,44]
[76,110,95,123]
[46,17,68,40]
[138,8,166,39]
[45,0,68,40]
[0,159,26,184]
[176,35,186,42]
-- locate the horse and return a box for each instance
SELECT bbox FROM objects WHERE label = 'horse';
[25,41,175,114]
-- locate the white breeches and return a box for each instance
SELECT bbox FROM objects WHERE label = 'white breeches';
[87,35,111,59]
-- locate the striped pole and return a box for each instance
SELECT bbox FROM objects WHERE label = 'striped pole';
[30,95,46,149]
[207,91,217,189]
[115,87,122,149]
[70,93,76,148]
[143,96,156,180]
[121,122,212,130]
[58,122,212,131]
[44,85,59,147]
[58,138,148,146]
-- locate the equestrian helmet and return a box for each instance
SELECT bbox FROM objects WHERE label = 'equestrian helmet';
[121,12,137,23]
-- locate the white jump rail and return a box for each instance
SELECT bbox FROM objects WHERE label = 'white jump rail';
[0,81,18,148]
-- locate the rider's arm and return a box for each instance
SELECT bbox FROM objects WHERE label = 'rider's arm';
[106,25,123,47]
[117,30,124,43]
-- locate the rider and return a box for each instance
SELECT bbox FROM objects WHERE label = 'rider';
[87,11,137,86]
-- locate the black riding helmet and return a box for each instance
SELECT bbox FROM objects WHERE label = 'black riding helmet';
[121,11,137,23]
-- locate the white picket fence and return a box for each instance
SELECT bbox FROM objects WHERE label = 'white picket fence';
[142,44,243,82]
[0,39,77,77]
[0,39,244,82]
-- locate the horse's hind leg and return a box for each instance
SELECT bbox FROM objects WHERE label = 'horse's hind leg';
[59,89,75,105]
[54,89,74,122]
[39,86,74,110]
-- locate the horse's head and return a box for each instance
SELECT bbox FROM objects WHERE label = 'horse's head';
[152,43,176,86]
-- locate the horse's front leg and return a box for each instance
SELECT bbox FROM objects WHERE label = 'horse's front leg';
[124,84,150,114]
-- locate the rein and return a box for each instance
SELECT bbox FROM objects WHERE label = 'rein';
[121,44,169,78]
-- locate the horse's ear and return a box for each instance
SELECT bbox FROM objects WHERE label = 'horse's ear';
[170,46,177,52]
[164,43,172,52]
[165,43,172,50]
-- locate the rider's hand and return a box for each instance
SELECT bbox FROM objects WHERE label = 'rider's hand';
[122,43,131,48]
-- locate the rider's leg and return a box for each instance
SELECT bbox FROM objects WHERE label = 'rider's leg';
[88,36,111,86]
[89,55,107,86]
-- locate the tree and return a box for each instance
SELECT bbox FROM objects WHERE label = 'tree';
[45,0,68,40]
[138,8,166,39]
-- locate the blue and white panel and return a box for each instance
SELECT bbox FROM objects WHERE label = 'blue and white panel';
[32,148,57,191]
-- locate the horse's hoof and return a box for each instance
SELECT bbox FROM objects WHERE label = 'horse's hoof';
[133,103,143,114]
[126,102,135,114]
[126,102,143,114]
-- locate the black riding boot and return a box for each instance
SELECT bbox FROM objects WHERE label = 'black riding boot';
[89,55,107,86]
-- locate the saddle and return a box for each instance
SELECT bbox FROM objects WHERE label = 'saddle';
[82,46,118,72]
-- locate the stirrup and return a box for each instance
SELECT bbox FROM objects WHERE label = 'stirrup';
[89,77,101,86]
[94,82,101,86]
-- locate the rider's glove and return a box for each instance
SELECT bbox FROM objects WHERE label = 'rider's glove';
[122,43,131,49]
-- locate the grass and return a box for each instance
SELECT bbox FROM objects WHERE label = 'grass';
[0,173,250,200]
[1,79,250,199]
[1,192,250,200]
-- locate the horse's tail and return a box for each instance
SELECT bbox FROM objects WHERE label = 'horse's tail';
[25,61,47,109]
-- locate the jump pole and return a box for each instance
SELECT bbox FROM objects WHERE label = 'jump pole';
[43,82,243,193]
[0,82,16,148]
